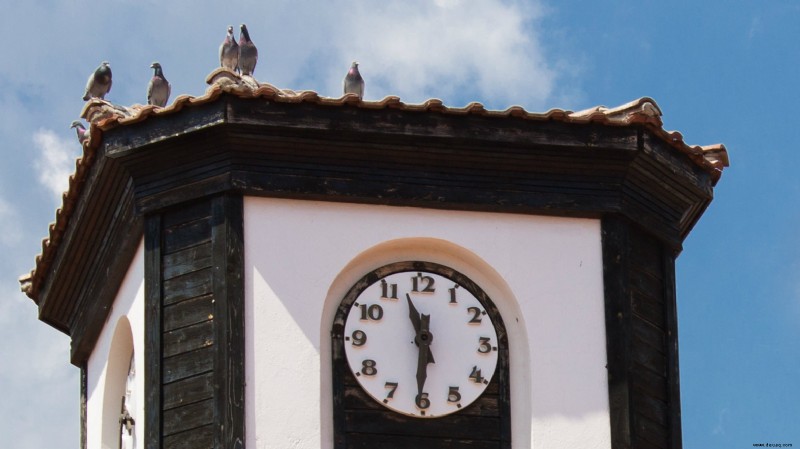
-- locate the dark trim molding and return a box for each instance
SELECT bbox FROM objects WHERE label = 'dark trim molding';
[602,215,683,449]
[144,214,163,449]
[211,194,245,448]
[80,363,87,449]
[602,216,633,449]
[664,249,683,449]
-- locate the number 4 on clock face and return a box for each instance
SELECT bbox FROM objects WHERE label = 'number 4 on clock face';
[342,266,499,418]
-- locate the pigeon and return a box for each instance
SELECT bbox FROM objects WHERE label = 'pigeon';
[82,61,112,101]
[147,62,171,107]
[219,25,239,72]
[343,61,364,99]
[70,120,88,144]
[238,24,258,76]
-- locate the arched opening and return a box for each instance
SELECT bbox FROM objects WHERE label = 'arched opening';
[101,317,136,449]
[321,237,528,449]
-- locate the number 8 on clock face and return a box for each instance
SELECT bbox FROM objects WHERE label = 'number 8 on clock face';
[342,266,499,418]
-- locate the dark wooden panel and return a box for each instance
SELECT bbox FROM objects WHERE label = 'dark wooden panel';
[163,372,214,410]
[163,294,214,332]
[662,249,683,449]
[632,349,667,378]
[633,394,669,427]
[138,173,233,215]
[163,219,212,254]
[630,268,664,298]
[162,320,214,358]
[346,433,501,449]
[80,364,87,449]
[163,424,213,449]
[163,268,213,305]
[163,243,213,280]
[632,362,669,403]
[345,409,501,441]
[632,435,666,449]
[632,290,666,330]
[162,398,214,436]
[68,179,143,364]
[602,216,633,449]
[160,197,213,229]
[632,319,666,354]
[634,413,670,449]
[145,214,163,449]
[163,344,215,384]
[210,194,246,449]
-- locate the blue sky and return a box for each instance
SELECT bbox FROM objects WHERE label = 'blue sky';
[1,1,798,448]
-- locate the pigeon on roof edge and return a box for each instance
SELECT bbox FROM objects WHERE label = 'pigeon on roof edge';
[83,61,112,101]
[238,24,258,76]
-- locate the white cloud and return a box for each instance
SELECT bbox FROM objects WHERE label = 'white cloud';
[32,129,75,201]
[311,0,558,109]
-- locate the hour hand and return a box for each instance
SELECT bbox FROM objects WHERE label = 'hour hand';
[406,293,421,333]
[407,294,434,363]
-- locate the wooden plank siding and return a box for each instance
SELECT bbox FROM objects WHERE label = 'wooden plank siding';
[603,216,681,449]
[145,195,244,449]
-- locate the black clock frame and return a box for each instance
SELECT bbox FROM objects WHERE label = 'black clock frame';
[331,261,511,449]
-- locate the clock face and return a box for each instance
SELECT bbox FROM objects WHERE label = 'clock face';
[342,264,499,418]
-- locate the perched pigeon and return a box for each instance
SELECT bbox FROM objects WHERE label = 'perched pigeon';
[82,61,112,101]
[70,120,88,144]
[238,24,258,76]
[343,61,364,99]
[147,62,171,107]
[219,25,239,72]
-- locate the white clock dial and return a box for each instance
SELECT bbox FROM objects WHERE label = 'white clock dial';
[343,267,499,418]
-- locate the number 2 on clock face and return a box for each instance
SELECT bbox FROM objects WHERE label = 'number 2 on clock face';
[343,267,499,418]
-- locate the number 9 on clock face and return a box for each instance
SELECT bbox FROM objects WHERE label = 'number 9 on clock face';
[342,267,499,418]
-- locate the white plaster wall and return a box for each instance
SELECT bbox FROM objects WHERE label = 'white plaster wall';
[86,239,145,449]
[245,198,610,449]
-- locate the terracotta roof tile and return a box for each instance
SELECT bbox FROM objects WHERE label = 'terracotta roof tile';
[21,68,729,301]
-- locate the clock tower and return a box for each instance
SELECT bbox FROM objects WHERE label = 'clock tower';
[21,70,727,449]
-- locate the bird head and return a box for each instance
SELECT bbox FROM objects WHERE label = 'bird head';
[240,24,251,41]
[70,120,84,130]
[150,61,164,76]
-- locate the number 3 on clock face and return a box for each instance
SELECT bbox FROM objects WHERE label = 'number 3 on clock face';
[342,265,499,418]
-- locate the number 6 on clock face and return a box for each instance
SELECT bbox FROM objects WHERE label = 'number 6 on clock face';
[342,264,500,418]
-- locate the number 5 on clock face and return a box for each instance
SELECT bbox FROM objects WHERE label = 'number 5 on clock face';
[342,267,499,418]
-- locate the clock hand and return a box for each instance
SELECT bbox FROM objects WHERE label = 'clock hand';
[406,293,421,334]
[407,294,434,362]
[415,313,435,401]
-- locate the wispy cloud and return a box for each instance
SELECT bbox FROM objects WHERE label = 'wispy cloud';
[712,407,729,435]
[32,129,75,201]
[0,197,21,248]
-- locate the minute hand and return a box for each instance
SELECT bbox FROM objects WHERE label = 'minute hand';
[416,313,434,398]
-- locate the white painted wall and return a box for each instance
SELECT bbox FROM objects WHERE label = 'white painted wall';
[244,198,611,449]
[86,240,145,449]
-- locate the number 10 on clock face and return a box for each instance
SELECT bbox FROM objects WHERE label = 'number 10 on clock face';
[343,269,499,418]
